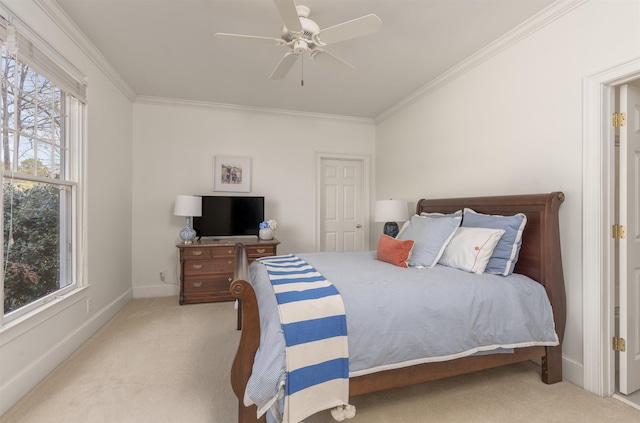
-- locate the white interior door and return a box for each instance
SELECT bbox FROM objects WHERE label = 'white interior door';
[619,83,640,395]
[320,158,364,252]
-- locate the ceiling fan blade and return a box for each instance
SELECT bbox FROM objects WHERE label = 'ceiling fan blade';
[317,14,382,45]
[311,49,356,71]
[270,53,299,80]
[273,0,303,34]
[215,33,284,46]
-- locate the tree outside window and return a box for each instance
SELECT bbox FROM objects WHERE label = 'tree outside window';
[1,49,74,316]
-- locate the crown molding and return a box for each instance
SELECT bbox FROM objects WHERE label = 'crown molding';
[34,0,587,123]
[135,95,375,125]
[374,0,589,124]
[34,0,136,102]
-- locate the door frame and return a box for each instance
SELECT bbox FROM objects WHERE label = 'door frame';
[583,55,640,397]
[315,153,371,252]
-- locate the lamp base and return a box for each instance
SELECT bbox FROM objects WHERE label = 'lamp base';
[179,217,196,244]
[383,221,399,238]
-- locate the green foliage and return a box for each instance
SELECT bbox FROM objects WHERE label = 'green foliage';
[3,182,60,314]
[18,158,53,178]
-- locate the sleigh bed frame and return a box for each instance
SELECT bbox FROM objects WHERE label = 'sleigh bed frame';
[230,192,566,423]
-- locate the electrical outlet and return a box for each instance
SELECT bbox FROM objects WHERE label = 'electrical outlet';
[159,271,165,282]
[86,297,93,313]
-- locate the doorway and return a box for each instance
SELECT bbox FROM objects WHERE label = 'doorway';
[315,153,371,252]
[582,56,640,407]
[613,82,640,407]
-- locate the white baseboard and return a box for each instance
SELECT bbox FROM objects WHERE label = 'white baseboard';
[530,354,583,388]
[563,354,584,388]
[132,283,179,298]
[0,290,132,417]
[612,394,640,411]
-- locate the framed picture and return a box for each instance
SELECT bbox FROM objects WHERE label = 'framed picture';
[213,155,251,192]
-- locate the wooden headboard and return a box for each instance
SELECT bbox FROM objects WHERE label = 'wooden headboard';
[416,192,566,343]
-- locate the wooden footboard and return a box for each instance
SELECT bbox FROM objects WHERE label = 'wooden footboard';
[230,245,265,423]
[230,192,566,422]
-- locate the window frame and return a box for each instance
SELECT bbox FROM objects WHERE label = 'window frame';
[0,16,87,327]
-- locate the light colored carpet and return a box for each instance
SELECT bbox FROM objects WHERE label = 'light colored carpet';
[2,297,639,423]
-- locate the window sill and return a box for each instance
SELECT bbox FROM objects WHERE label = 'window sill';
[0,285,89,347]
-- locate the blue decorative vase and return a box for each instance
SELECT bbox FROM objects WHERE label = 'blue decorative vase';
[179,217,197,244]
[383,222,399,238]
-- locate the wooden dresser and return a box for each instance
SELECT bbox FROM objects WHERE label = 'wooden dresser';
[177,237,279,304]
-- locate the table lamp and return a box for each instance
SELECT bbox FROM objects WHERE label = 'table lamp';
[375,199,408,238]
[174,195,202,244]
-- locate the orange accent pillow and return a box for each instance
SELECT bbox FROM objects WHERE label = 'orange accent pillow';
[376,234,414,268]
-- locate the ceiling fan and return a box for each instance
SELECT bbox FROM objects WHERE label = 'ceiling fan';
[215,0,382,81]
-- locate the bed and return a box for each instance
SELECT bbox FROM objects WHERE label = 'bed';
[230,192,566,423]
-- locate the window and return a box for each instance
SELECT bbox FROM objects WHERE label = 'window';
[0,19,86,321]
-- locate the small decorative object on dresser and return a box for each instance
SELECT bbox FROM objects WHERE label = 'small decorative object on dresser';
[177,237,279,305]
[374,199,408,237]
[258,219,277,240]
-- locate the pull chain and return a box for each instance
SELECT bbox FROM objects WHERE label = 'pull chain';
[301,54,304,86]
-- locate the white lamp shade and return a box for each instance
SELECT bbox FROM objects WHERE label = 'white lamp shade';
[375,199,408,222]
[174,195,202,217]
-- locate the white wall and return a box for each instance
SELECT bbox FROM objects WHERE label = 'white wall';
[0,0,133,416]
[131,100,375,297]
[375,0,640,388]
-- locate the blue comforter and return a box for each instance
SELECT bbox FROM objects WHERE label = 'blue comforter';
[244,251,558,419]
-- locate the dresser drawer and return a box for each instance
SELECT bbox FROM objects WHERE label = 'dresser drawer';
[181,275,235,303]
[246,245,276,258]
[182,248,212,259]
[210,246,236,258]
[183,258,234,275]
[183,275,234,293]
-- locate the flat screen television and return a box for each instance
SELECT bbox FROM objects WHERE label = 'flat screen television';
[193,196,264,238]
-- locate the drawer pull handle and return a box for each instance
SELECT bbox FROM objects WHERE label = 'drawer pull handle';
[192,250,203,256]
[228,277,233,282]
[257,248,266,254]
[228,260,233,265]
[192,264,203,270]
[192,282,202,288]
[228,249,233,254]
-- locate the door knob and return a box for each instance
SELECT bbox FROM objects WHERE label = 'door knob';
[356,224,362,228]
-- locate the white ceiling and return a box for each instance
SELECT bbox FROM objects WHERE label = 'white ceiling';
[54,0,555,119]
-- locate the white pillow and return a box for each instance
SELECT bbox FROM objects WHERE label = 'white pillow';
[439,227,505,274]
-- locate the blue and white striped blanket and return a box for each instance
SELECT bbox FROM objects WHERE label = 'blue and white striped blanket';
[257,255,350,423]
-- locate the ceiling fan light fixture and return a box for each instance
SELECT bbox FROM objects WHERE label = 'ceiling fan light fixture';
[292,39,308,53]
[216,0,381,81]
